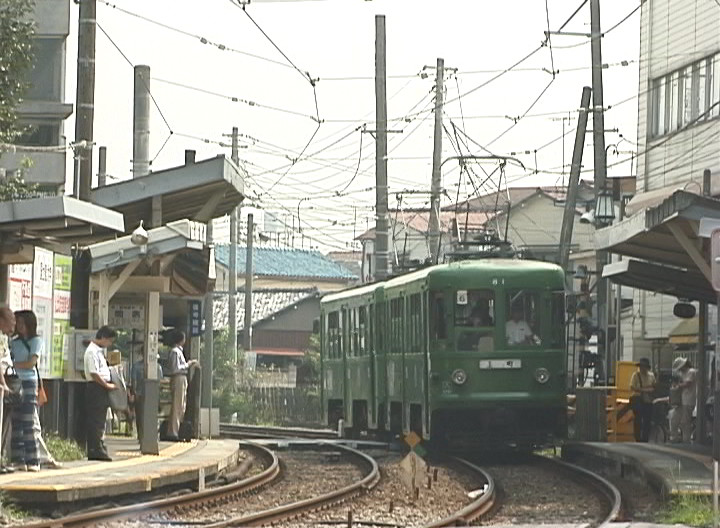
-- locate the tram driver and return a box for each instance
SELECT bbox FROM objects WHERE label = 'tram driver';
[505,305,536,345]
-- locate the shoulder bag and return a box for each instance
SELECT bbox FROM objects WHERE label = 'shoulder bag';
[36,366,47,406]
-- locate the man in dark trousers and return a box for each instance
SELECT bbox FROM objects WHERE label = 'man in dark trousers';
[83,326,117,461]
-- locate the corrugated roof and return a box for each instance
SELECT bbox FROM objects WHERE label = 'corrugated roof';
[214,288,319,329]
[215,244,357,280]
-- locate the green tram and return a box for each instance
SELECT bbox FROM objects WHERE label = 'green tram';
[320,259,568,448]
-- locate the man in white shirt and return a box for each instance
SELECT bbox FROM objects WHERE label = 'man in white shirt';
[83,326,117,461]
[505,306,534,345]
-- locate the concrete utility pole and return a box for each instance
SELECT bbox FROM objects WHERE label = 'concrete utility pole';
[243,214,254,352]
[201,220,214,410]
[558,86,592,272]
[590,0,610,382]
[374,15,389,280]
[229,127,240,369]
[74,0,96,201]
[428,58,445,265]
[133,65,151,179]
[97,146,107,188]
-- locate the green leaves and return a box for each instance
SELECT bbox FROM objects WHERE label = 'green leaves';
[0,0,35,146]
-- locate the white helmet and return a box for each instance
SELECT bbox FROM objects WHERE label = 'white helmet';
[672,357,689,371]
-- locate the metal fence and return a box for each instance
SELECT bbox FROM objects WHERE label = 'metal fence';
[250,385,322,426]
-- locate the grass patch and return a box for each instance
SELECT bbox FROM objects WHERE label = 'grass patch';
[534,447,560,458]
[0,493,28,524]
[44,432,85,462]
[659,494,714,527]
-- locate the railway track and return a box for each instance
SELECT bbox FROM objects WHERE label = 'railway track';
[219,422,339,439]
[534,454,622,526]
[17,442,377,528]
[474,453,622,527]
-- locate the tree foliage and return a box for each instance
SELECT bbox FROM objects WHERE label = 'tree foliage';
[0,0,35,146]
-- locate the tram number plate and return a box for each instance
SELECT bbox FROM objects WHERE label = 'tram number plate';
[479,359,522,370]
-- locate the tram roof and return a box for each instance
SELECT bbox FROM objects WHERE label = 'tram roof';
[321,259,564,305]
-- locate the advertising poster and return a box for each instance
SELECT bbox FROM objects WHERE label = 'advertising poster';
[52,255,72,378]
[7,264,32,311]
[33,247,54,378]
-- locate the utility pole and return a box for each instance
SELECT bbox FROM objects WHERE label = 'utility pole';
[74,0,96,200]
[229,127,240,370]
[428,57,444,265]
[590,0,610,383]
[374,14,389,280]
[133,65,151,179]
[243,214,254,353]
[201,220,214,410]
[97,146,107,188]
[558,86,592,272]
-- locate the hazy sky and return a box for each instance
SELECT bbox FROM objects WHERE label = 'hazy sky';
[63,0,641,252]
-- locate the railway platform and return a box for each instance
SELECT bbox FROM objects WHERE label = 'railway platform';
[563,441,714,498]
[0,436,242,503]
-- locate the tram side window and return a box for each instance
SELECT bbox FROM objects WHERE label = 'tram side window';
[550,291,566,348]
[390,298,404,353]
[455,289,495,327]
[409,293,422,353]
[368,305,374,354]
[506,291,541,346]
[358,306,367,356]
[430,291,447,340]
[328,311,341,358]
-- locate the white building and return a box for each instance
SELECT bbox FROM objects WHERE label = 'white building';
[0,0,73,193]
[603,0,720,367]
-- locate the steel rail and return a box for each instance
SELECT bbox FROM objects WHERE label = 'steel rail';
[220,423,339,440]
[421,456,496,527]
[18,442,280,528]
[202,442,380,528]
[532,454,622,527]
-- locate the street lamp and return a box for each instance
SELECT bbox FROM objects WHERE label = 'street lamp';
[594,189,615,225]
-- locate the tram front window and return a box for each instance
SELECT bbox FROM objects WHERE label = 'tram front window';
[456,289,495,351]
[506,290,541,346]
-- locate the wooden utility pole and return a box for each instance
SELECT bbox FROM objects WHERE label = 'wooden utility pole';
[374,15,389,280]
[590,0,610,382]
[229,127,239,368]
[74,0,96,200]
[428,58,444,265]
[243,214,254,352]
[558,86,592,272]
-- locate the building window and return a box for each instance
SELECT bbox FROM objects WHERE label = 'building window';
[17,122,60,146]
[27,38,64,101]
[651,53,720,137]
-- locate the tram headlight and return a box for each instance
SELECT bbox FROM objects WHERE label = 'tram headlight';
[451,369,468,385]
[534,367,550,384]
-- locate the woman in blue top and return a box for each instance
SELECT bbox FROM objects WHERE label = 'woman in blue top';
[10,310,43,471]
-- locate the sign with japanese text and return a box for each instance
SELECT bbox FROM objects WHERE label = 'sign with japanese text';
[33,248,54,378]
[52,255,72,378]
[7,264,32,311]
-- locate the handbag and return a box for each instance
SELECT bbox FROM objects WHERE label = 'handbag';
[36,366,47,407]
[3,366,23,407]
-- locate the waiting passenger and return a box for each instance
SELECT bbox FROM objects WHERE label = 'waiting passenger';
[10,310,43,471]
[630,357,656,443]
[167,330,197,442]
[505,306,534,345]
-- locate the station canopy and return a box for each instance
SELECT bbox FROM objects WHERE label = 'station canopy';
[0,195,124,264]
[595,189,720,304]
[91,155,245,231]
